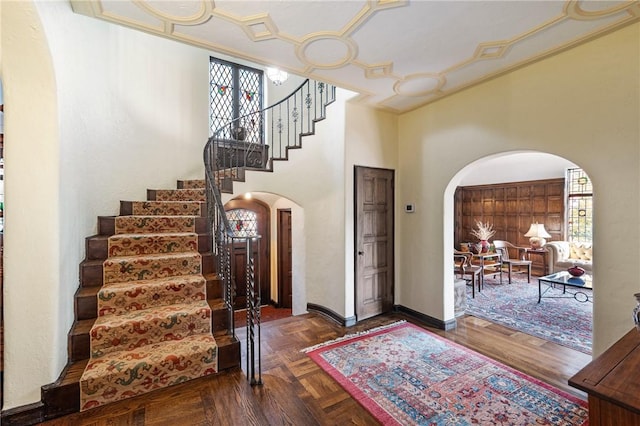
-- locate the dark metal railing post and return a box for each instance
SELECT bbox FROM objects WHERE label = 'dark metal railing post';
[244,236,262,385]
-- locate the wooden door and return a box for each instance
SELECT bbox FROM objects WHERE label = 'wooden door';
[224,198,270,309]
[277,209,293,309]
[355,166,394,321]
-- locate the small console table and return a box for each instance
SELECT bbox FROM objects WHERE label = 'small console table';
[472,252,502,287]
[569,328,640,425]
[526,247,548,275]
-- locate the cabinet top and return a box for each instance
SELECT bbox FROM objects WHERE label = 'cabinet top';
[569,328,640,414]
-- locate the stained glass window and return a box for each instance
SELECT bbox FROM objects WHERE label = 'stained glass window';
[566,168,593,243]
[209,57,263,142]
[226,209,258,238]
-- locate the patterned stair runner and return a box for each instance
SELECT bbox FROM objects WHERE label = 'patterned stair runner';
[79,179,217,411]
[126,201,202,216]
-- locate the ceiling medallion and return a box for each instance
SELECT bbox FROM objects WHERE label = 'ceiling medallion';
[564,0,635,21]
[297,34,357,70]
[394,73,445,97]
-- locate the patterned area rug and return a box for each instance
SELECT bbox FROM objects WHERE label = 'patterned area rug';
[304,322,588,425]
[466,276,592,354]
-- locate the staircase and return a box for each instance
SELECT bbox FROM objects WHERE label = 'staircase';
[31,78,335,422]
[39,179,239,419]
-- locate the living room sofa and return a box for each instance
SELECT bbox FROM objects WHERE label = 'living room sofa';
[546,241,592,274]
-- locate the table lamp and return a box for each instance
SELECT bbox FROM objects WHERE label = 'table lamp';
[524,223,551,249]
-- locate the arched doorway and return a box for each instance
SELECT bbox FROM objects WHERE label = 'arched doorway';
[224,197,270,309]
[447,152,594,354]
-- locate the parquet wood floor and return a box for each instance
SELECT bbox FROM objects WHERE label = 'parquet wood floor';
[38,311,591,425]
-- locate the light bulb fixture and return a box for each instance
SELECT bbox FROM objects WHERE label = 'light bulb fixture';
[524,222,552,249]
[244,192,252,200]
[266,67,288,86]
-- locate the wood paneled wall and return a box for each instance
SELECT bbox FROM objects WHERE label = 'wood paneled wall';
[454,178,565,253]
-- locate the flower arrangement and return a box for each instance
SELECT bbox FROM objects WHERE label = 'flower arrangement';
[470,220,495,241]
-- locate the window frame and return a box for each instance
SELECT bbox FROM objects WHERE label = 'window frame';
[565,168,593,243]
[209,57,264,140]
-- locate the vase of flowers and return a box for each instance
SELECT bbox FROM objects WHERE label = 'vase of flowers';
[470,220,496,253]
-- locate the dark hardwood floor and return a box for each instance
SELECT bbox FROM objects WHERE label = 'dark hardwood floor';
[37,310,591,426]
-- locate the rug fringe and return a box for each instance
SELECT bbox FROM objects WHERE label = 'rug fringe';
[301,320,406,353]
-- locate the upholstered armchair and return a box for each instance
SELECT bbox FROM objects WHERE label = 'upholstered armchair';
[493,240,532,284]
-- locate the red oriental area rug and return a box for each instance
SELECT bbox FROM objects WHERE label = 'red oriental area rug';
[304,321,588,426]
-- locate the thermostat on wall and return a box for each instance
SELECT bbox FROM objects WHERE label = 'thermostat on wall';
[405,204,415,213]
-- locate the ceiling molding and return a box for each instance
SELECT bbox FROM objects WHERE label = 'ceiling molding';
[69,0,640,113]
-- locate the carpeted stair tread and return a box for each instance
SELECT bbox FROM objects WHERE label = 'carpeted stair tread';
[90,301,212,357]
[103,252,202,285]
[80,333,218,411]
[149,189,206,202]
[108,232,198,257]
[177,179,205,189]
[114,215,196,234]
[98,274,206,317]
[121,200,204,217]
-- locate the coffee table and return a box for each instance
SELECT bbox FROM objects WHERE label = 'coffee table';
[538,271,592,303]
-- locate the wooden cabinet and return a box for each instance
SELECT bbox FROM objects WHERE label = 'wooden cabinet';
[569,329,640,426]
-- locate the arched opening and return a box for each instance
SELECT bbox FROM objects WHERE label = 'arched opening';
[225,191,305,326]
[446,151,594,355]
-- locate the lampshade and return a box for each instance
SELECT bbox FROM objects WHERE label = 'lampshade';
[524,223,551,249]
[266,67,288,86]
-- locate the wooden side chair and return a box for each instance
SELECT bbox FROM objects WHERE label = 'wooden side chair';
[454,250,482,297]
[493,240,532,284]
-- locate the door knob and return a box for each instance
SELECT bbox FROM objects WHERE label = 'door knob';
[358,251,364,256]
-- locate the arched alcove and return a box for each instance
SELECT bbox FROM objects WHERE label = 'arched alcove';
[225,191,306,316]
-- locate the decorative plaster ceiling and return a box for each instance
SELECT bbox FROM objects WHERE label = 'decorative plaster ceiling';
[70,0,640,112]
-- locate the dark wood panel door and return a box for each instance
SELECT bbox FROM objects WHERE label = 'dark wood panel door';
[225,198,270,309]
[278,209,292,309]
[355,166,394,321]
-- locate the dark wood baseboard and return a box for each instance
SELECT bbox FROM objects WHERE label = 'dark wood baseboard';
[305,303,453,329]
[306,303,356,327]
[393,304,457,331]
[1,401,45,426]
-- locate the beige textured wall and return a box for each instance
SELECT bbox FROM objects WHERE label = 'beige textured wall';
[227,88,351,318]
[397,22,640,356]
[2,0,61,409]
[344,103,399,318]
